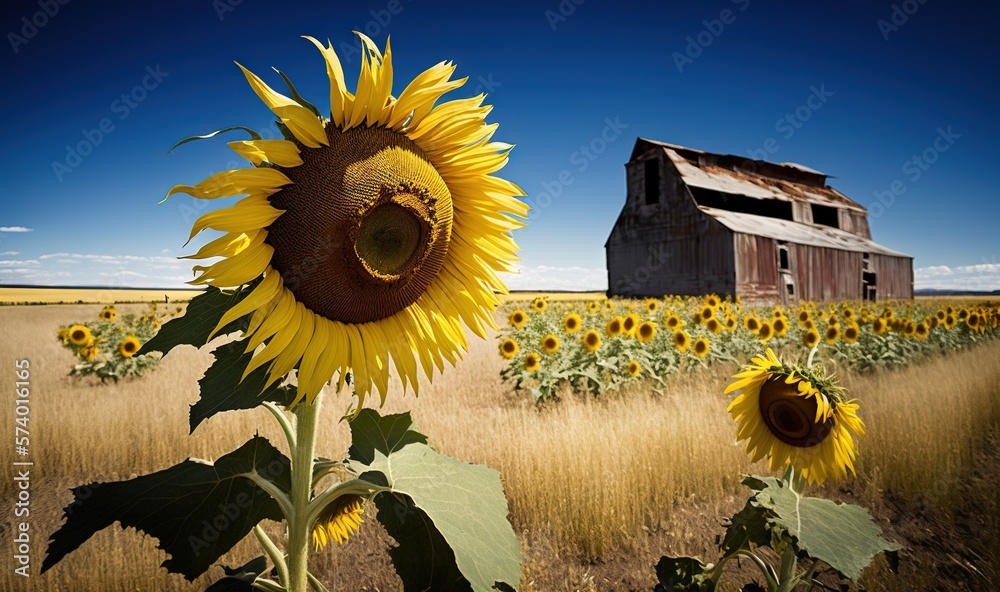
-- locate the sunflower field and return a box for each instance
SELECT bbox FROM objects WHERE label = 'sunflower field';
[56,303,169,381]
[499,295,1000,400]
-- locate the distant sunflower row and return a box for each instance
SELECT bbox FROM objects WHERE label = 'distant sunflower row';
[57,303,171,382]
[499,294,999,400]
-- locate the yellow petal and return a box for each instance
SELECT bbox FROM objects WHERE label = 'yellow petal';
[236,62,328,148]
[228,140,303,167]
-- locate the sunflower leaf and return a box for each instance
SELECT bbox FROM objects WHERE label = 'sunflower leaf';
[653,555,713,592]
[272,67,322,117]
[719,498,771,557]
[347,409,522,592]
[191,341,298,433]
[169,126,263,153]
[42,436,290,581]
[139,283,256,357]
[746,476,901,580]
[204,556,268,591]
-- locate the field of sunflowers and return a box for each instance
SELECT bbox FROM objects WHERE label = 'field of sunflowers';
[499,295,1000,401]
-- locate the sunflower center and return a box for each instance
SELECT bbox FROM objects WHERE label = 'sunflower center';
[265,125,453,324]
[758,377,833,447]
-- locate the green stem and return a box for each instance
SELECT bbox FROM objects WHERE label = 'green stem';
[286,394,323,592]
[806,345,819,369]
[776,545,799,592]
[801,559,822,592]
[264,401,297,456]
[732,549,779,591]
[254,524,289,586]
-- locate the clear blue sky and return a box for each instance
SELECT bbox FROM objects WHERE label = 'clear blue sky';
[2,0,998,291]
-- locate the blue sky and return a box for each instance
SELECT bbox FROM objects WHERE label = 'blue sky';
[2,0,998,291]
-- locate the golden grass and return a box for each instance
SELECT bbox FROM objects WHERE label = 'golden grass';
[1,304,997,591]
[0,287,201,305]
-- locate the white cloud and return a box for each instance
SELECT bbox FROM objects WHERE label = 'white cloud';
[914,260,1000,291]
[41,252,177,264]
[503,265,607,291]
[0,226,32,233]
[0,251,18,256]
[99,270,149,278]
[161,248,171,254]
[55,259,80,264]
[0,260,39,266]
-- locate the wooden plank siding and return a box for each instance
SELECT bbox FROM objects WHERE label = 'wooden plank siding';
[871,253,914,299]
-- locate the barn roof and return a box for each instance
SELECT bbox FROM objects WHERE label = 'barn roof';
[633,138,867,212]
[700,206,908,257]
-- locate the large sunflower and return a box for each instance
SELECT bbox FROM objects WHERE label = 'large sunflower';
[725,349,865,484]
[167,35,526,407]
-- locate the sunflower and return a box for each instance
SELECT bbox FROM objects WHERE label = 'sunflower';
[705,317,722,335]
[166,34,526,407]
[627,360,641,377]
[842,323,860,344]
[80,346,98,362]
[693,336,709,358]
[797,309,811,326]
[772,317,788,337]
[936,309,946,321]
[724,315,737,331]
[606,316,624,337]
[913,322,928,340]
[636,321,656,343]
[803,328,820,349]
[944,314,956,329]
[744,315,761,334]
[705,294,720,309]
[757,320,774,343]
[99,306,117,322]
[68,325,92,346]
[541,334,560,354]
[622,313,640,336]
[587,301,600,314]
[499,337,518,359]
[524,352,541,372]
[509,309,528,329]
[563,313,582,333]
[645,299,659,313]
[582,329,601,352]
[871,317,886,335]
[824,324,839,344]
[725,348,865,484]
[967,313,981,331]
[664,313,682,330]
[119,335,141,358]
[532,297,548,313]
[57,327,70,344]
[699,305,714,321]
[673,329,690,353]
[312,494,364,550]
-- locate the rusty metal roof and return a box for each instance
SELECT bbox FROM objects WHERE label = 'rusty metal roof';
[700,206,908,257]
[664,148,866,212]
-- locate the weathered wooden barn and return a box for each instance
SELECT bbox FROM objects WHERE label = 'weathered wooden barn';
[606,138,913,304]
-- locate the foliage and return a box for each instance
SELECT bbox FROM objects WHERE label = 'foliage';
[498,296,1000,400]
[56,303,175,381]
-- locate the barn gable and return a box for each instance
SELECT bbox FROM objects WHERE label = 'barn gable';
[607,138,913,303]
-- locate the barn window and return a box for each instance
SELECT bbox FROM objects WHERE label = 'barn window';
[811,204,840,228]
[777,242,790,271]
[644,159,659,205]
[689,187,794,221]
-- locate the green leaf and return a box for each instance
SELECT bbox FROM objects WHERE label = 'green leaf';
[272,67,322,117]
[347,410,521,592]
[748,476,901,580]
[139,284,255,357]
[653,555,712,592]
[191,341,297,432]
[169,126,263,153]
[43,437,290,581]
[719,500,771,557]
[204,556,267,592]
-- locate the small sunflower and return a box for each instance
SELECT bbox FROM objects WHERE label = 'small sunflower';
[166,34,527,407]
[499,338,518,360]
[627,360,641,377]
[645,299,660,313]
[636,320,656,343]
[699,305,714,321]
[664,313,682,330]
[582,329,601,352]
[541,334,560,354]
[705,317,722,334]
[914,322,929,340]
[80,346,98,362]
[871,317,886,335]
[705,294,720,309]
[68,325,92,346]
[57,327,70,344]
[622,313,640,336]
[725,348,865,484]
[967,313,981,331]
[673,329,690,353]
[842,323,860,344]
[312,494,364,550]
[532,297,548,313]
[587,301,600,314]
[824,324,839,344]
[119,335,141,358]
[563,313,582,333]
[944,314,956,329]
[772,317,788,337]
[797,309,811,326]
[509,309,528,329]
[744,315,761,334]
[724,315,737,331]
[803,328,820,349]
[757,320,774,343]
[99,306,117,322]
[606,316,624,337]
[693,336,709,358]
[524,352,541,372]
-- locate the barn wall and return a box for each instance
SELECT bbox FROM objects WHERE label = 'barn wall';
[871,254,914,299]
[794,244,863,302]
[607,148,736,297]
[734,234,782,305]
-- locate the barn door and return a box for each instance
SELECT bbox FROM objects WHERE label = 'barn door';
[863,253,877,301]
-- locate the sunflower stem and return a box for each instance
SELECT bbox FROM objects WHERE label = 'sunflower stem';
[264,401,297,457]
[775,544,799,592]
[806,345,819,369]
[286,393,323,592]
[254,524,289,587]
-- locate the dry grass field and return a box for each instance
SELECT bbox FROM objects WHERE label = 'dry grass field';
[1,303,997,591]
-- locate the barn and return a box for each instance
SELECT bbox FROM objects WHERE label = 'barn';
[606,138,913,304]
